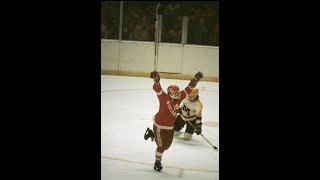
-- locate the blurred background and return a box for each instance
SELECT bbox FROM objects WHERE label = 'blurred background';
[101,1,219,82]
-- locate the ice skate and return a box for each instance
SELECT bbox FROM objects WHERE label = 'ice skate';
[144,127,155,141]
[154,160,163,172]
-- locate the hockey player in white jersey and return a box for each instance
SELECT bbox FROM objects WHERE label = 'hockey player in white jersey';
[173,88,203,140]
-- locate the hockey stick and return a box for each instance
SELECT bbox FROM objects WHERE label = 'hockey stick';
[186,121,218,150]
[154,2,161,71]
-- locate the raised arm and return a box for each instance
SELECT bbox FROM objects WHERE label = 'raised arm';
[150,71,163,96]
[180,72,204,99]
[188,71,203,88]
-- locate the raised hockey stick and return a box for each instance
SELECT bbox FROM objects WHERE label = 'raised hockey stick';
[154,2,161,71]
[186,121,218,150]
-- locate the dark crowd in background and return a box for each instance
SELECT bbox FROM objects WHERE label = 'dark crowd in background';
[101,1,219,46]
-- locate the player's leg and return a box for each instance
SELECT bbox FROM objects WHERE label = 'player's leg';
[184,120,197,140]
[173,115,185,135]
[161,128,175,151]
[153,125,164,172]
[153,125,174,172]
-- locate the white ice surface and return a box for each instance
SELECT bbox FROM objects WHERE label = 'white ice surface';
[101,75,219,180]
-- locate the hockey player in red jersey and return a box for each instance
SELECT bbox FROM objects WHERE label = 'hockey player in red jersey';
[144,71,203,172]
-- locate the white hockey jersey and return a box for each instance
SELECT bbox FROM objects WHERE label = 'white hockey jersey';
[180,98,203,123]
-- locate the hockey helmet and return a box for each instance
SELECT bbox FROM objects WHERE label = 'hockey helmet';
[167,85,180,100]
[189,88,199,101]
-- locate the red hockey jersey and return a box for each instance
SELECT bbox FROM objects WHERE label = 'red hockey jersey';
[153,82,192,129]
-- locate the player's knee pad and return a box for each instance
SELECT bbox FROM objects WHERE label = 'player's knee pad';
[185,121,196,134]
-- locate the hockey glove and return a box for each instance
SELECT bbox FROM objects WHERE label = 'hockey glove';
[194,71,203,81]
[189,72,203,88]
[195,123,202,135]
[150,71,160,83]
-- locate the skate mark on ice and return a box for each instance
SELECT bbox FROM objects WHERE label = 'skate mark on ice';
[102,155,218,174]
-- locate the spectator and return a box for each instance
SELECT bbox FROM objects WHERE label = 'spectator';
[107,19,119,39]
[134,15,151,41]
[166,17,182,43]
[123,18,135,40]
[191,17,209,45]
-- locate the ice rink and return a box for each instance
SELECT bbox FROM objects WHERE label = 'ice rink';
[101,75,219,180]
